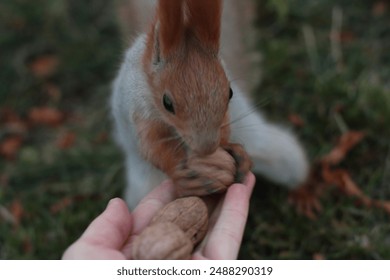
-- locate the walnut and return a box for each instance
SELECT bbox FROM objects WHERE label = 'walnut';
[132,197,208,259]
[132,222,193,260]
[151,196,208,245]
[131,144,251,260]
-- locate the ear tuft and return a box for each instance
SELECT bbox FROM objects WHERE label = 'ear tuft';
[186,0,222,52]
[157,0,185,58]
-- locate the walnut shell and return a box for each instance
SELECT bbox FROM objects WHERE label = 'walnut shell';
[173,147,237,197]
[132,222,193,260]
[151,196,208,245]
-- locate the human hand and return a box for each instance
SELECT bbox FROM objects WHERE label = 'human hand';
[62,172,256,260]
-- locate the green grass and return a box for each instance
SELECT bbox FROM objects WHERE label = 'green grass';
[0,0,123,259]
[0,0,389,259]
[239,0,390,259]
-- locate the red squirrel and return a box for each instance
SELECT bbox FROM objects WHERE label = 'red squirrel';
[111,0,309,208]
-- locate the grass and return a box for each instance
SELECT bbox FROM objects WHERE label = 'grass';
[239,0,390,259]
[0,0,389,259]
[0,0,123,259]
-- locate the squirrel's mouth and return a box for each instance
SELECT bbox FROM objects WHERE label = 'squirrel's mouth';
[192,144,219,157]
[185,136,219,157]
[177,128,220,157]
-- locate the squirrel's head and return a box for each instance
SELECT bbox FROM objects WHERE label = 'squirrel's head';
[143,0,232,156]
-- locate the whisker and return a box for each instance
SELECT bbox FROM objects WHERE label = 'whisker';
[155,134,182,145]
[172,139,186,155]
[222,98,270,128]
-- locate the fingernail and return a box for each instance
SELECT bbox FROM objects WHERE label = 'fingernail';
[107,197,119,208]
[243,172,256,188]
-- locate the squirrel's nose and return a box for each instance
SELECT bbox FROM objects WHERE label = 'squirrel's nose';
[193,139,219,157]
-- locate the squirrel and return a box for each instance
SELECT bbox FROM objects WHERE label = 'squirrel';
[111,0,309,209]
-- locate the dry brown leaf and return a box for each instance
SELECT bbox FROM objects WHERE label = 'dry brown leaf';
[322,165,368,202]
[339,31,356,44]
[322,166,390,214]
[56,131,76,150]
[373,1,387,17]
[291,131,390,218]
[321,164,345,186]
[28,107,65,127]
[288,165,325,220]
[313,253,326,260]
[372,201,390,215]
[27,54,59,78]
[23,236,33,254]
[9,199,24,226]
[339,171,367,200]
[0,107,20,123]
[50,197,73,214]
[321,131,365,165]
[0,136,23,160]
[288,113,305,127]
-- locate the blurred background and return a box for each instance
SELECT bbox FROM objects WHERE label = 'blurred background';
[0,0,389,259]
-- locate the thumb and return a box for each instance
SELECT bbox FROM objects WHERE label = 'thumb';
[77,198,132,249]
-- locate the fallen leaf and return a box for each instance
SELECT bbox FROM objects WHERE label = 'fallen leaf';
[372,1,387,17]
[50,197,73,214]
[28,107,65,127]
[56,131,76,149]
[22,236,33,254]
[0,107,20,123]
[339,31,356,44]
[321,164,344,187]
[322,165,367,202]
[288,165,325,220]
[313,253,326,260]
[288,113,305,127]
[339,170,368,201]
[290,131,390,218]
[322,165,390,214]
[372,201,390,215]
[0,136,23,160]
[27,54,59,78]
[9,199,24,226]
[321,131,365,165]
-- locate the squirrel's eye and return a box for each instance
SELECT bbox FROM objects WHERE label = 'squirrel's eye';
[229,87,233,100]
[163,94,175,114]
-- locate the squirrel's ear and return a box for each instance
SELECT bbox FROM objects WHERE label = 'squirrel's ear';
[186,0,222,53]
[156,0,184,59]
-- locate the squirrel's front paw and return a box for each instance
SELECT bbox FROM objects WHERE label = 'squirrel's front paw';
[172,147,236,197]
[223,143,252,183]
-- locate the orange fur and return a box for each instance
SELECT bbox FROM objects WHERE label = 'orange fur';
[157,0,185,58]
[134,113,186,175]
[140,0,231,176]
[186,0,222,52]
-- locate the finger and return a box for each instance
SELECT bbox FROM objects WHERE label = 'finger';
[197,172,255,259]
[76,198,132,249]
[122,180,177,259]
[131,179,177,234]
